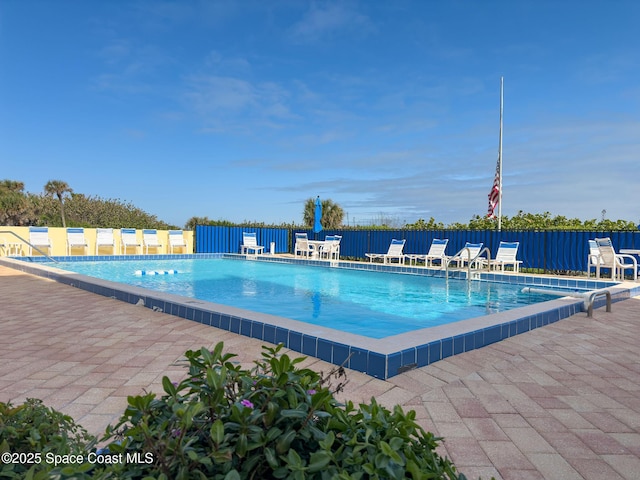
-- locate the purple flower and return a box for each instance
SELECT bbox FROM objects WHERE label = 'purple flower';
[171,428,181,438]
[307,389,316,395]
[240,399,254,409]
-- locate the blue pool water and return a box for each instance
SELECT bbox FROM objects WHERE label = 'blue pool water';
[50,258,559,339]
[56,259,551,338]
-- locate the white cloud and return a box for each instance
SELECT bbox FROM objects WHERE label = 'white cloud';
[181,73,301,134]
[288,2,375,43]
[576,51,640,85]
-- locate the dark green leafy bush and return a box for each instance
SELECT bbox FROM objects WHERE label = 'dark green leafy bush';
[87,342,467,479]
[0,398,95,479]
[1,344,475,479]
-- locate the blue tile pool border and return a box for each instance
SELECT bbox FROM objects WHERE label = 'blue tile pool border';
[2,254,638,380]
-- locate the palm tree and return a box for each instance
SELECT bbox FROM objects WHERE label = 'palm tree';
[44,180,73,227]
[302,197,344,230]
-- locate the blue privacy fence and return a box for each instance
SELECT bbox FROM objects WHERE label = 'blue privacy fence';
[195,226,289,255]
[195,226,640,273]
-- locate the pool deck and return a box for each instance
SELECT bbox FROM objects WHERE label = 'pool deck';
[1,265,639,479]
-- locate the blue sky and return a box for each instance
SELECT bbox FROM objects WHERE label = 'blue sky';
[1,1,639,228]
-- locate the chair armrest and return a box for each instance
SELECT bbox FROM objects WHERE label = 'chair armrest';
[616,254,637,265]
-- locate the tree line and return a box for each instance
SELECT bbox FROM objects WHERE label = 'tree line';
[0,179,177,230]
[404,212,638,231]
[1,179,637,231]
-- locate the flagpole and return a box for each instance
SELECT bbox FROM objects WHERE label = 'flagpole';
[498,76,503,231]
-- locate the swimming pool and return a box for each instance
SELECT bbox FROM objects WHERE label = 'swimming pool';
[51,258,557,339]
[2,254,630,379]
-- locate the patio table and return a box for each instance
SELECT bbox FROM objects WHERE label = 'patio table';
[307,240,326,259]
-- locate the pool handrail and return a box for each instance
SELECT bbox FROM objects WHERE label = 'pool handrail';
[521,286,611,318]
[445,245,491,279]
[0,230,58,263]
[478,246,492,270]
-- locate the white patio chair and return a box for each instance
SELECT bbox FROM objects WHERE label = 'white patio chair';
[487,241,522,272]
[241,232,264,255]
[28,227,52,256]
[120,228,141,255]
[168,230,188,254]
[66,228,88,255]
[142,229,163,254]
[594,237,637,281]
[366,239,406,264]
[294,232,313,257]
[95,228,116,255]
[319,235,342,261]
[407,238,449,267]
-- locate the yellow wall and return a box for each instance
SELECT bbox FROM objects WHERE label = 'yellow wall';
[0,227,193,257]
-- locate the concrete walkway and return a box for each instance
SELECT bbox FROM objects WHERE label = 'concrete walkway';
[1,265,639,479]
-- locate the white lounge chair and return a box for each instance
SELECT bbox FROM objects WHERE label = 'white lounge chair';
[294,233,312,257]
[407,238,448,267]
[95,228,116,255]
[241,232,264,255]
[366,239,406,264]
[142,229,163,254]
[449,242,484,269]
[594,237,637,281]
[319,235,342,261]
[120,228,141,255]
[66,228,88,255]
[487,241,522,272]
[587,239,603,278]
[168,230,188,254]
[28,227,52,256]
[1,235,21,256]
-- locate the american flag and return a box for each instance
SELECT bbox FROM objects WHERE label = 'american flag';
[487,155,500,218]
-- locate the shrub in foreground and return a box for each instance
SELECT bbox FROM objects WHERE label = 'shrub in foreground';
[87,342,467,479]
[0,398,95,479]
[1,343,473,479]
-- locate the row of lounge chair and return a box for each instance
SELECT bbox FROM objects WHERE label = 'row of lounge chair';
[17,227,188,256]
[246,233,519,270]
[236,233,638,281]
[363,237,637,279]
[365,238,522,272]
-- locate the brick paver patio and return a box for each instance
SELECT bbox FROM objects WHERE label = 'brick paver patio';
[1,265,639,479]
